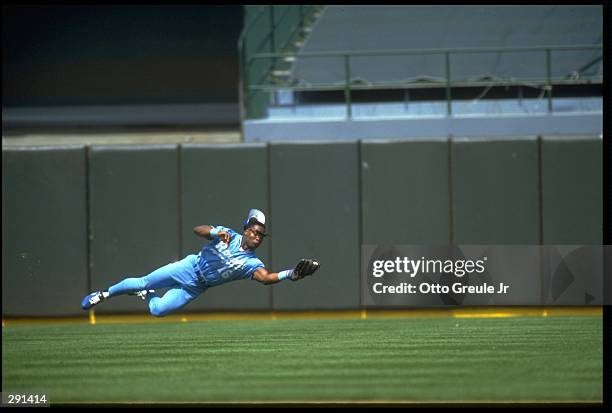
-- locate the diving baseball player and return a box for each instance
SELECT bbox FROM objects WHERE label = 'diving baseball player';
[81,209,320,316]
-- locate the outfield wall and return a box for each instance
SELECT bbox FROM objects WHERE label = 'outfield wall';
[2,135,602,316]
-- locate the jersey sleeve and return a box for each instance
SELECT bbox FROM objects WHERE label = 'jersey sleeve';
[244,258,265,279]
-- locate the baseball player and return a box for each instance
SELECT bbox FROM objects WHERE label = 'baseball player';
[81,209,320,316]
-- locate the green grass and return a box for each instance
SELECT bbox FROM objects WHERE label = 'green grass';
[2,316,603,403]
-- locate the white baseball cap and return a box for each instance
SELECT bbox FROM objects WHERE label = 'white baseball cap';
[244,208,266,228]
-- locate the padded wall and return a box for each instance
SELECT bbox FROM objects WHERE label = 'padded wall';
[451,137,540,244]
[3,146,88,316]
[88,145,180,314]
[269,142,360,310]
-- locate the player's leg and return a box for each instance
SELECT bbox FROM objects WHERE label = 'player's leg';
[107,260,184,297]
[82,255,201,311]
[145,285,203,317]
[82,257,196,310]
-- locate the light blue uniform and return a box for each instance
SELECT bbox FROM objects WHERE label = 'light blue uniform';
[196,226,265,286]
[107,225,264,316]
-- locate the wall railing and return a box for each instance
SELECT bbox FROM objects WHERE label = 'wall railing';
[244,44,602,119]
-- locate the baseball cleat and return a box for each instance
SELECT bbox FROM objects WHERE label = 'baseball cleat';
[81,291,104,310]
[130,290,155,300]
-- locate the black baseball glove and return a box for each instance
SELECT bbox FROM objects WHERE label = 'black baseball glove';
[292,258,321,280]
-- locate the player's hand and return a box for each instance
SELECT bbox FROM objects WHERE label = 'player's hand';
[292,258,320,280]
[217,231,231,245]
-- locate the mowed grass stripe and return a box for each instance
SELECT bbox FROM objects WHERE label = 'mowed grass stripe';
[2,317,602,403]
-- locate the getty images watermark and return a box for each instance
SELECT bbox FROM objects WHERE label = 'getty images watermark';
[361,245,611,307]
[371,255,509,294]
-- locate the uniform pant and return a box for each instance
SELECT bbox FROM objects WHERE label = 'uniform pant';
[107,254,207,317]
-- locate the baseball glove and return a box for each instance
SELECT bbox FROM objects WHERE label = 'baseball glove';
[292,258,321,280]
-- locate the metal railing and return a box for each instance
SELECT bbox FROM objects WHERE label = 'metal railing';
[244,44,602,119]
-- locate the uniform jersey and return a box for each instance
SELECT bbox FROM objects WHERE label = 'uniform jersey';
[196,225,264,286]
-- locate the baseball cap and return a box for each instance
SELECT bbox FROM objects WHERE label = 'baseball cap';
[243,209,266,229]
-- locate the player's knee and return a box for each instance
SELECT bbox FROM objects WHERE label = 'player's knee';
[149,302,168,317]
[150,307,167,318]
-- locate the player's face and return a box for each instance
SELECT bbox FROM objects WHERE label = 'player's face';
[244,224,266,250]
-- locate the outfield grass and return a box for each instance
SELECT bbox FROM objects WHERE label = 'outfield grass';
[2,316,603,403]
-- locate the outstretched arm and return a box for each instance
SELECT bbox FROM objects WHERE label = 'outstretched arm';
[252,267,286,285]
[193,225,231,244]
[252,259,321,285]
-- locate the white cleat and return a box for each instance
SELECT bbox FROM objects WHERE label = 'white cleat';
[133,290,155,300]
[82,291,104,310]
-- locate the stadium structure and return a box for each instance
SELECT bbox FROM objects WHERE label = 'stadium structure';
[240,5,602,141]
